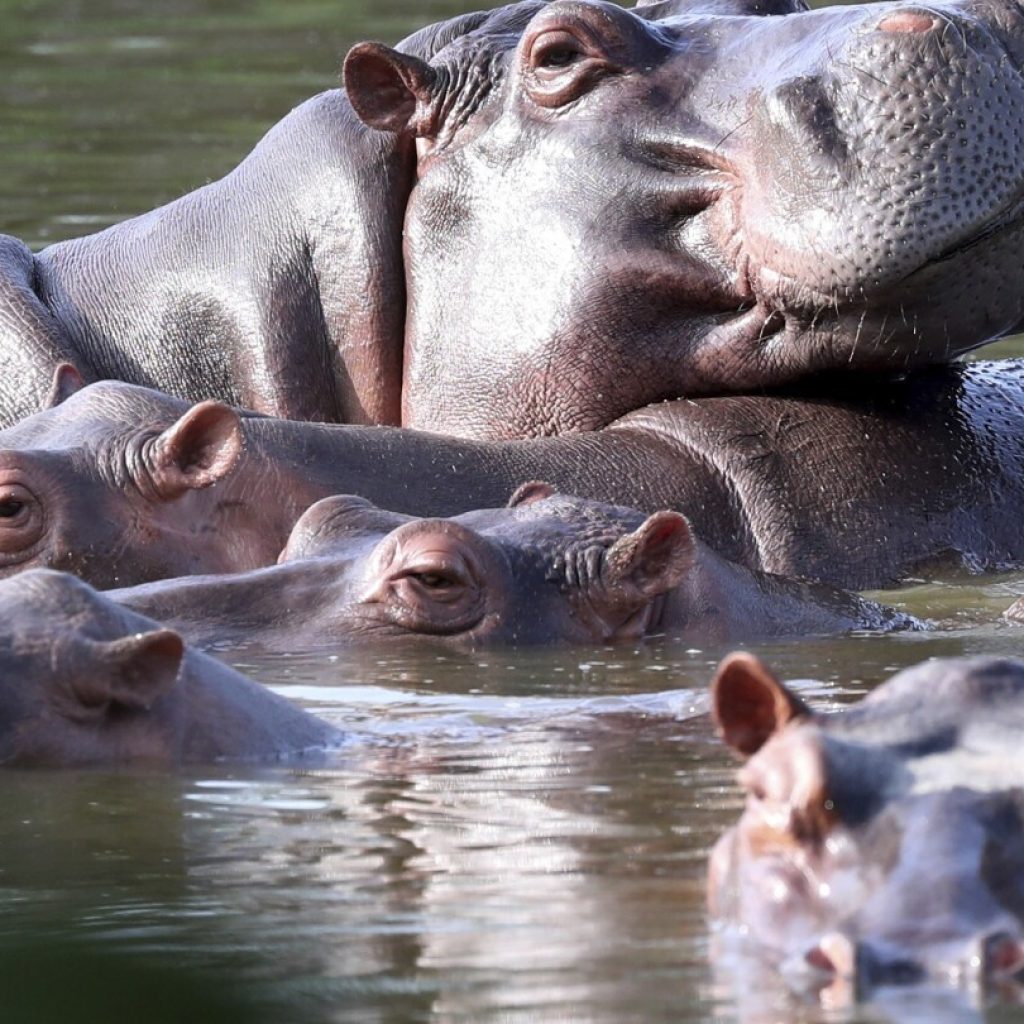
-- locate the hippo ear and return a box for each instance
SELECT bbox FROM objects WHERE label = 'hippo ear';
[508,481,557,507]
[344,42,441,136]
[45,363,85,408]
[68,630,184,721]
[712,651,812,757]
[602,510,695,598]
[149,400,243,500]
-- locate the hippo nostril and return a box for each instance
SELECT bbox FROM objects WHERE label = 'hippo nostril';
[876,10,940,34]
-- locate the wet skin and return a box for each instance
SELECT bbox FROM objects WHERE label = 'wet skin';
[109,488,912,651]
[709,652,1024,1002]
[3,360,1024,589]
[346,0,1024,438]
[3,0,1024,434]
[0,570,341,767]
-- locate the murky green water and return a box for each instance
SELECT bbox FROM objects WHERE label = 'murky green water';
[3,0,1024,1021]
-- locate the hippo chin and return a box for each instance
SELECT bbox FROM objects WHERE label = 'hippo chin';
[109,486,914,651]
[343,0,1024,437]
[709,652,1024,1002]
[0,570,341,767]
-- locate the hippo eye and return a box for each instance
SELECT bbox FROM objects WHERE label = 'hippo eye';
[407,570,460,590]
[529,30,588,75]
[0,481,44,559]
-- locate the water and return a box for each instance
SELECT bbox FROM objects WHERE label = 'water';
[3,0,1024,1021]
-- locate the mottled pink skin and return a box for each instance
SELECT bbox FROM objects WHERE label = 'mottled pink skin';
[0,570,340,767]
[710,653,1024,1001]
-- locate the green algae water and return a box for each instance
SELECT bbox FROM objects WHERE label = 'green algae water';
[2,1,1024,1021]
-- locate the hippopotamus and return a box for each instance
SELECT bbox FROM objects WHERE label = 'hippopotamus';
[3,0,1024,433]
[0,570,341,766]
[109,486,911,650]
[709,652,1024,1000]
[5,360,1024,589]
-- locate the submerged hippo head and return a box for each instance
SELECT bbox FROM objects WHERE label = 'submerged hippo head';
[0,570,337,766]
[0,372,259,587]
[346,0,1024,437]
[709,652,1024,1002]
[278,483,695,644]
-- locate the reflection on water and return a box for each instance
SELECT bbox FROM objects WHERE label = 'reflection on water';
[4,0,1024,1021]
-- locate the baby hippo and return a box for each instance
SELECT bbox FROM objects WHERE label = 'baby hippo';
[710,652,1024,1003]
[0,569,340,767]
[111,485,915,650]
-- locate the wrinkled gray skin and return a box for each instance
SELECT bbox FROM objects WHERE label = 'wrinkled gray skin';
[0,570,341,767]
[110,488,911,650]
[344,0,1024,438]
[4,359,1024,589]
[709,652,1024,1002]
[0,5,536,427]
[5,0,1024,436]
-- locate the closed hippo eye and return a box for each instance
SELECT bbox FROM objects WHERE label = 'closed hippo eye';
[394,567,468,602]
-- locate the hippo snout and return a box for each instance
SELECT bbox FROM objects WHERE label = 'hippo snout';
[734,0,1024,306]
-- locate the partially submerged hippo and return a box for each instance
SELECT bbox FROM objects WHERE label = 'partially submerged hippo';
[5,361,1024,589]
[110,487,913,650]
[0,570,340,767]
[3,0,1024,432]
[709,652,1024,1000]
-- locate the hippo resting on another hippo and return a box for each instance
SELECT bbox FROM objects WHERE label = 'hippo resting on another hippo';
[4,361,1024,590]
[108,487,914,651]
[2,0,1024,431]
[709,653,1024,1001]
[0,570,341,767]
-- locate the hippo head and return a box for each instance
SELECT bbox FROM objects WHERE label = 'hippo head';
[0,373,248,587]
[280,483,694,644]
[0,570,187,766]
[709,652,1024,1001]
[346,0,1024,437]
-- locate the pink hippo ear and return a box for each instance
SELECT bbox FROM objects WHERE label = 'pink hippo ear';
[44,363,85,408]
[67,629,185,721]
[507,481,557,507]
[602,510,695,598]
[148,400,243,500]
[343,42,442,136]
[712,651,812,757]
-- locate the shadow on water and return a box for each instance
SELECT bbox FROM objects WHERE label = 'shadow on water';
[4,0,1024,1021]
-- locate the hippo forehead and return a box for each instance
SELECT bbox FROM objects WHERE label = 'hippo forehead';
[809,659,1024,818]
[453,494,648,549]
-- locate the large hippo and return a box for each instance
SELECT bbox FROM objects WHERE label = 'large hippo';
[709,652,1024,1000]
[4,360,1024,589]
[108,487,912,650]
[3,0,1024,432]
[0,570,342,766]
